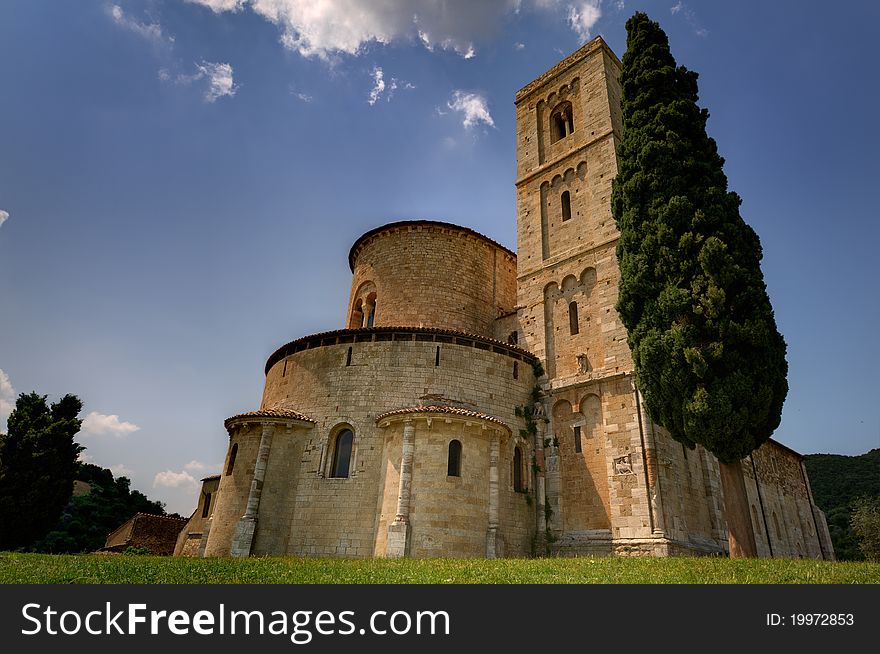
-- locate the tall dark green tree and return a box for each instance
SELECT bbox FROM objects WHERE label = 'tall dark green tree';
[611,13,788,556]
[0,392,84,550]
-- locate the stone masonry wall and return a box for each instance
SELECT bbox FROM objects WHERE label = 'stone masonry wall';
[237,335,536,557]
[347,223,517,338]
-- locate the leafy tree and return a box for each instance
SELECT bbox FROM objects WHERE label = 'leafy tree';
[0,392,84,550]
[803,449,880,560]
[611,13,788,556]
[850,496,880,561]
[34,462,167,554]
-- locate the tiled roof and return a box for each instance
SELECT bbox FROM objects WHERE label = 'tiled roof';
[265,325,536,374]
[348,220,516,271]
[224,407,315,428]
[376,405,509,429]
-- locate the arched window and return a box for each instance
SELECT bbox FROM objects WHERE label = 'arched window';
[447,440,462,477]
[569,301,579,335]
[202,492,212,518]
[330,429,353,478]
[225,443,238,476]
[513,446,524,492]
[367,302,376,327]
[561,191,572,221]
[550,101,574,143]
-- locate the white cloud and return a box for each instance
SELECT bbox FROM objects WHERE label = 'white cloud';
[110,463,135,478]
[0,368,15,432]
[567,1,602,42]
[108,4,171,44]
[447,90,495,129]
[514,41,525,50]
[187,1,583,60]
[295,92,313,102]
[198,62,238,102]
[0,210,8,228]
[81,411,141,437]
[367,67,414,105]
[170,61,238,102]
[153,469,198,489]
[368,66,385,105]
[78,451,96,464]
[183,460,214,473]
[670,2,708,37]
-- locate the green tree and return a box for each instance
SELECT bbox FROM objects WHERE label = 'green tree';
[850,496,880,561]
[0,392,84,550]
[611,13,788,557]
[34,462,167,554]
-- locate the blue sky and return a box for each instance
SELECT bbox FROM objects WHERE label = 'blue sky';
[1,0,877,514]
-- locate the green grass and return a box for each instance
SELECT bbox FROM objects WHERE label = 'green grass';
[1,553,878,584]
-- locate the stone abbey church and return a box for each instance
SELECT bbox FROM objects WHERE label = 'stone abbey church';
[175,36,833,560]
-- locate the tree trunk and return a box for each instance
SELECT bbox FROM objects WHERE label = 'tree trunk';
[718,459,758,558]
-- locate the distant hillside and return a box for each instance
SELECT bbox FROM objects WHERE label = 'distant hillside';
[33,463,170,554]
[803,449,880,560]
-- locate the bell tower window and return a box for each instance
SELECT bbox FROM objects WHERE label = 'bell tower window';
[550,101,574,143]
[561,191,572,221]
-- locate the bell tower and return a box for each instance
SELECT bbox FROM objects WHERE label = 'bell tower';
[514,37,658,550]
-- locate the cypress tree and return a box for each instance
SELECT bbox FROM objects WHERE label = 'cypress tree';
[611,13,788,556]
[0,392,84,550]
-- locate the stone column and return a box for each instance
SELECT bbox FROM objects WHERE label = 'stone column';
[386,419,415,558]
[638,393,667,538]
[231,422,274,557]
[486,430,500,558]
[534,410,547,549]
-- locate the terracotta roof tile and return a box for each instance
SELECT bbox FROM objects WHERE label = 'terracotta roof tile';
[376,405,509,429]
[224,407,315,428]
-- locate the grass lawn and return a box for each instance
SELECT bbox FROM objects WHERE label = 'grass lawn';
[1,552,878,584]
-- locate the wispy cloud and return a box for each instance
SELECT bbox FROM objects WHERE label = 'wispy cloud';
[368,67,385,105]
[0,210,8,229]
[367,67,415,105]
[81,411,141,437]
[0,369,15,432]
[153,469,198,489]
[187,1,603,60]
[514,42,526,50]
[447,90,495,129]
[671,2,708,37]
[167,61,238,102]
[183,460,219,475]
[108,4,172,44]
[567,1,602,42]
[110,463,135,478]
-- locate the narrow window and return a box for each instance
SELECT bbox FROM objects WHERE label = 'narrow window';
[513,361,519,379]
[282,360,288,376]
[508,331,518,345]
[435,346,441,366]
[574,425,582,453]
[225,443,238,476]
[561,191,571,221]
[447,440,462,477]
[367,302,376,327]
[345,346,352,366]
[330,429,353,478]
[201,492,212,518]
[569,301,579,335]
[550,101,574,143]
[513,446,524,492]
